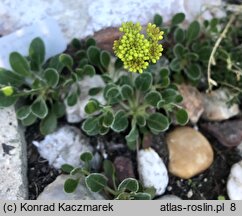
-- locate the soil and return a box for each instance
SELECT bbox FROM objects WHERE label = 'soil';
[26,118,242,200]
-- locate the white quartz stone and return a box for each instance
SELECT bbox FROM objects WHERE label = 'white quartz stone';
[227,160,242,200]
[138,148,168,196]
[0,0,224,41]
[0,17,67,69]
[33,126,93,169]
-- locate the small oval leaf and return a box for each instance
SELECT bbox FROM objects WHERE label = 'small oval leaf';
[118,178,139,192]
[176,108,189,125]
[44,68,59,87]
[64,178,79,193]
[9,52,30,76]
[31,97,48,119]
[85,173,108,192]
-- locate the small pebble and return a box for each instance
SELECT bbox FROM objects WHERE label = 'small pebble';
[187,189,193,198]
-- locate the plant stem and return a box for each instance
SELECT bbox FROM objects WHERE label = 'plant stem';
[104,186,118,196]
[218,81,242,93]
[207,13,237,92]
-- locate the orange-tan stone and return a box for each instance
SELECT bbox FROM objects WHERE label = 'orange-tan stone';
[166,127,214,179]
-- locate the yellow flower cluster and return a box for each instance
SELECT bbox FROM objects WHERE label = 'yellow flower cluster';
[113,22,164,73]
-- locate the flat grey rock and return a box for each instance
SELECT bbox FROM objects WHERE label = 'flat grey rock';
[37,175,105,200]
[0,106,28,200]
[33,126,93,169]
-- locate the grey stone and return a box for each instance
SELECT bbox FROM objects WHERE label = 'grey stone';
[202,88,240,121]
[33,126,93,169]
[114,156,135,183]
[0,106,28,200]
[200,119,242,147]
[178,84,204,124]
[37,175,105,200]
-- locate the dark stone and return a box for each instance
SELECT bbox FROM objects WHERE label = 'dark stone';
[113,156,135,183]
[200,119,242,147]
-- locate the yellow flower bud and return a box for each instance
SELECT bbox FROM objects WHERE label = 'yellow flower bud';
[1,86,14,96]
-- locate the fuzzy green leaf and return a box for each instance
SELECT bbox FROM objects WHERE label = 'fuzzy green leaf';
[99,126,109,135]
[29,37,45,69]
[103,110,114,127]
[160,68,170,78]
[39,110,57,135]
[67,92,78,106]
[52,101,66,118]
[61,164,74,174]
[103,160,115,178]
[153,14,163,26]
[83,64,96,77]
[84,100,99,114]
[118,178,139,192]
[80,152,93,163]
[184,64,201,81]
[106,87,120,99]
[88,87,102,96]
[125,126,139,150]
[144,91,162,106]
[86,38,96,47]
[16,106,31,120]
[82,117,99,135]
[71,38,81,49]
[172,13,185,25]
[48,55,64,72]
[147,113,169,132]
[31,97,48,119]
[136,115,146,127]
[0,68,24,87]
[174,28,185,43]
[176,108,189,125]
[0,91,17,108]
[64,178,79,193]
[79,58,89,68]
[111,110,128,132]
[161,88,180,103]
[132,192,151,200]
[169,58,181,72]
[100,51,111,68]
[121,84,133,99]
[44,68,59,87]
[185,52,199,61]
[173,43,185,58]
[87,46,100,65]
[85,173,108,192]
[59,54,73,69]
[135,72,152,92]
[187,21,200,42]
[21,113,37,126]
[9,52,30,76]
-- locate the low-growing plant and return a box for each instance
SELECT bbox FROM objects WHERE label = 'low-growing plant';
[154,8,242,103]
[62,151,156,200]
[82,22,188,150]
[0,38,101,134]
